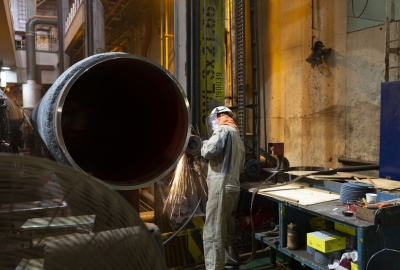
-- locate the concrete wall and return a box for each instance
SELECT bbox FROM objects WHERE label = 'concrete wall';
[260,0,386,171]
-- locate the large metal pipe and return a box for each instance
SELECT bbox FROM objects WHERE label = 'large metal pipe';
[336,165,379,172]
[338,157,378,166]
[24,16,58,109]
[30,53,191,190]
[26,16,58,81]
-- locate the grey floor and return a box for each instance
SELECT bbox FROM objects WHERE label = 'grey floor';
[183,251,301,270]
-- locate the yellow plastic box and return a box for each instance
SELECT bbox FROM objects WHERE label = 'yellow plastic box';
[307,230,346,253]
[309,216,333,231]
[334,222,357,236]
[351,261,358,270]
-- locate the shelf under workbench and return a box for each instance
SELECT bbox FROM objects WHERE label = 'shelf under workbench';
[240,177,400,270]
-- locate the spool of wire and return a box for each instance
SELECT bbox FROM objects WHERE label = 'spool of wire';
[307,245,315,255]
[339,182,373,203]
[314,250,342,265]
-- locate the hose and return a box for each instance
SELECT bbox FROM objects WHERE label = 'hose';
[162,186,203,245]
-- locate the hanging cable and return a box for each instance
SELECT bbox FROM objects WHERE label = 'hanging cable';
[162,188,203,245]
[162,126,206,245]
[352,0,369,18]
[367,248,400,269]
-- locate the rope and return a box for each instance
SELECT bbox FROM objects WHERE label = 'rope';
[339,182,373,203]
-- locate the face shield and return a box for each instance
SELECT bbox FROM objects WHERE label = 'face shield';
[206,112,219,137]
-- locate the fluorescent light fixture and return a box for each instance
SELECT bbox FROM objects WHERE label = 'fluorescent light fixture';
[1,67,10,70]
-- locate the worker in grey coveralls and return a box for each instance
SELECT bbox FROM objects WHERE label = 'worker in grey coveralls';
[201,106,245,270]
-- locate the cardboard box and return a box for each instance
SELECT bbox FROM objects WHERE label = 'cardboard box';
[334,222,357,236]
[355,206,375,223]
[309,217,334,231]
[307,230,346,253]
[356,204,400,225]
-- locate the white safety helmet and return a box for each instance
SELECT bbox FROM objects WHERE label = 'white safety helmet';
[206,106,233,137]
[211,106,233,118]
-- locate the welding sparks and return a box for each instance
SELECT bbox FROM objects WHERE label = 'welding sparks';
[163,152,207,219]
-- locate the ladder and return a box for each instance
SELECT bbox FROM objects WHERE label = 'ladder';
[249,0,261,161]
[237,0,246,142]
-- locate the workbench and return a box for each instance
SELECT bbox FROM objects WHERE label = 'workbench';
[240,175,400,270]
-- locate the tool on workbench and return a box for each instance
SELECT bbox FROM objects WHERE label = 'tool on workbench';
[337,202,358,216]
[342,210,354,216]
[362,198,367,205]
[349,200,364,207]
[362,197,400,209]
[363,202,393,209]
[342,204,354,216]
[336,200,363,214]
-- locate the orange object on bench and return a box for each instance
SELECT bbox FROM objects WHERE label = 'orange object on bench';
[363,202,393,209]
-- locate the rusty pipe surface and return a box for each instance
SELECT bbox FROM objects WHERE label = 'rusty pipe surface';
[30,53,191,190]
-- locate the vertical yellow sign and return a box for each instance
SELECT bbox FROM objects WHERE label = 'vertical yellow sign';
[200,0,225,136]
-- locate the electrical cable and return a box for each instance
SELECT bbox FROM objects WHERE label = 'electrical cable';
[366,248,400,270]
[352,0,369,18]
[162,181,203,246]
[162,130,206,246]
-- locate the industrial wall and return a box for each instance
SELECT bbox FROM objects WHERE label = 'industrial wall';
[259,0,387,172]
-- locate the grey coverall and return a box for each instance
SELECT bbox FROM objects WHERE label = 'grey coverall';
[201,125,245,270]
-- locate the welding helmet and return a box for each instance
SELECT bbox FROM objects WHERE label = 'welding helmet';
[206,106,233,136]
